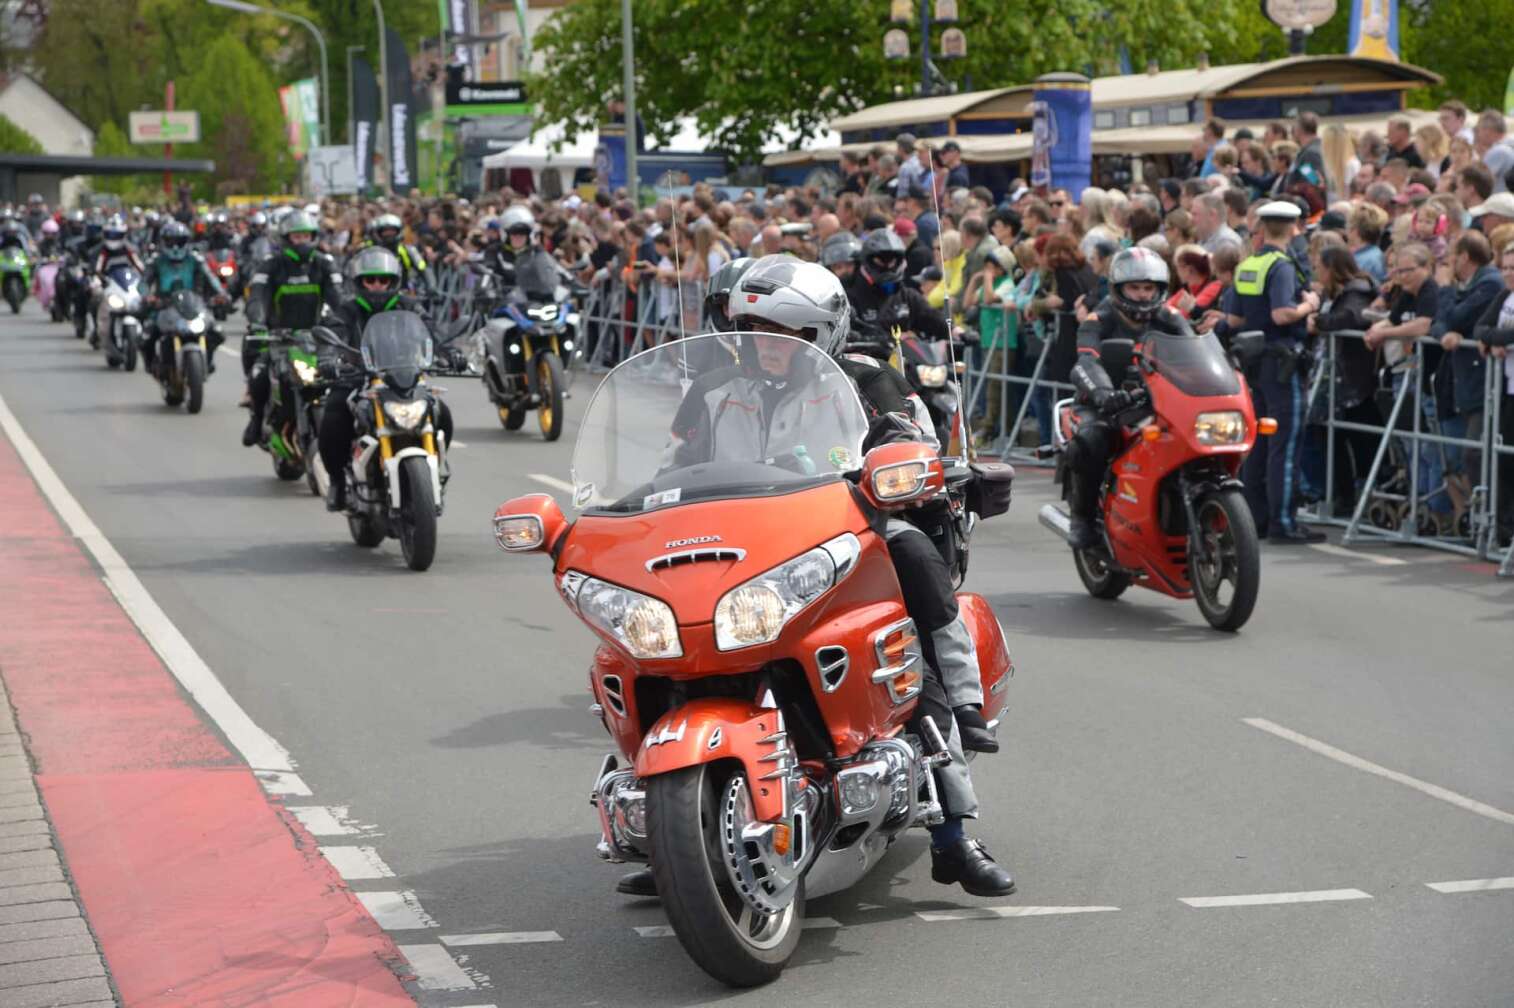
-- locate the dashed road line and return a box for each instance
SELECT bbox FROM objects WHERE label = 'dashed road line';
[529,473,575,494]
[917,905,1120,921]
[633,925,674,938]
[1425,877,1514,894]
[318,845,395,880]
[441,931,563,946]
[288,805,360,835]
[398,943,478,991]
[357,891,438,931]
[1180,888,1371,908]
[1243,717,1514,827]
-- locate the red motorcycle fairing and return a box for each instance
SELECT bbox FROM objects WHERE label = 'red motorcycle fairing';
[633,699,794,823]
[956,592,1013,726]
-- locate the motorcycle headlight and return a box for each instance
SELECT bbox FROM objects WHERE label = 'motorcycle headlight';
[1194,411,1246,445]
[383,399,429,430]
[714,534,859,650]
[291,358,320,385]
[187,317,206,334]
[107,294,124,311]
[572,576,681,659]
[218,266,234,277]
[915,363,949,387]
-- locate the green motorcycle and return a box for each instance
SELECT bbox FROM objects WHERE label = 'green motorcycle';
[1,246,30,314]
[259,328,329,494]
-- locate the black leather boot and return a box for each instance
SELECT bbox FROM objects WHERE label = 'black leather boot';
[241,411,261,447]
[615,868,657,898]
[1067,515,1100,551]
[931,837,1016,897]
[954,704,998,754]
[325,473,347,513]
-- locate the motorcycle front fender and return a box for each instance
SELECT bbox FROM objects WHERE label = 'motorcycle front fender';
[383,446,440,511]
[634,699,790,823]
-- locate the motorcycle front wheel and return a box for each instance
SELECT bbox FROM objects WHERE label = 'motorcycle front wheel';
[397,455,437,572]
[184,353,205,415]
[1189,487,1259,632]
[1073,541,1130,599]
[536,351,564,441]
[121,326,137,372]
[647,763,802,988]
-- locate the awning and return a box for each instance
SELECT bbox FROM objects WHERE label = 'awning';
[1089,107,1444,156]
[480,123,596,172]
[764,131,1033,168]
[0,153,215,174]
[828,88,1023,135]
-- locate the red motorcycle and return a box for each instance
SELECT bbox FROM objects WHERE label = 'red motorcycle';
[1038,332,1274,631]
[494,333,1013,986]
[204,248,237,317]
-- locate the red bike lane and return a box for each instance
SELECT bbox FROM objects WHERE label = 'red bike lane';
[0,426,413,1006]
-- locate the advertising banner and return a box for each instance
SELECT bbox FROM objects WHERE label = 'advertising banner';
[1032,74,1091,198]
[1348,0,1399,61]
[351,56,380,192]
[386,28,418,193]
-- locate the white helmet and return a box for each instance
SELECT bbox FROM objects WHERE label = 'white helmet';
[728,255,852,358]
[500,204,536,238]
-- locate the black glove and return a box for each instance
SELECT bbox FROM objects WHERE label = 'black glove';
[1094,388,1133,416]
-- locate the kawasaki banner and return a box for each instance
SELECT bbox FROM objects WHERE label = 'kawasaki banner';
[351,55,380,192]
[386,27,419,193]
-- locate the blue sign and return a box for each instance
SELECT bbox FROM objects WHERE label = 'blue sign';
[1033,75,1091,198]
[597,126,627,193]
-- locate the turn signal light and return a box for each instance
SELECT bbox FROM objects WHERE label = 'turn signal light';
[1258,417,1278,435]
[1140,424,1162,442]
[772,823,792,856]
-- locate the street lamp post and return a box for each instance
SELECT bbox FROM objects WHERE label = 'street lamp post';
[205,0,330,146]
[884,0,965,98]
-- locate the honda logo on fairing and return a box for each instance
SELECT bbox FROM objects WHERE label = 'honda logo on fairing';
[664,536,721,548]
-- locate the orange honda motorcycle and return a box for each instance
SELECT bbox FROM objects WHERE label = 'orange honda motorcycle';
[495,333,1014,987]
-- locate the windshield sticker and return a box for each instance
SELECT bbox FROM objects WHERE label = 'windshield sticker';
[827,446,854,469]
[574,482,595,508]
[643,487,682,510]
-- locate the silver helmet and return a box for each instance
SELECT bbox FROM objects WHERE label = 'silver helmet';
[819,231,862,270]
[1108,246,1170,321]
[729,255,852,358]
[499,204,536,239]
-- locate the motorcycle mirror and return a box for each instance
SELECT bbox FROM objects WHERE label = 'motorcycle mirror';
[493,494,568,554]
[311,325,352,351]
[1098,338,1136,381]
[858,442,945,510]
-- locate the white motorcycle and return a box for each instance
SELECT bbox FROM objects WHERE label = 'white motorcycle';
[96,264,144,371]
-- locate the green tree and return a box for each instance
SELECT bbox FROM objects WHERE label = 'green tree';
[180,35,293,198]
[1401,0,1514,111]
[0,114,43,154]
[90,120,149,195]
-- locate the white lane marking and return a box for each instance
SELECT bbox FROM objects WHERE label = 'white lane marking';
[319,845,395,880]
[397,944,477,990]
[1180,888,1371,908]
[0,391,298,779]
[357,891,438,930]
[1243,718,1514,827]
[441,931,562,946]
[1309,543,1408,566]
[528,473,575,494]
[1425,877,1514,894]
[633,925,674,938]
[255,770,312,796]
[288,805,359,835]
[916,905,1120,921]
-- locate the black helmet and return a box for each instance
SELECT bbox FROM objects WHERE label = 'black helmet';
[703,256,756,332]
[859,228,906,292]
[160,220,191,261]
[1108,247,1170,322]
[349,246,402,305]
[819,232,862,270]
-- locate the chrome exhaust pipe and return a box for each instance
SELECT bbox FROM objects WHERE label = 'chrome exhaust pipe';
[1038,503,1072,542]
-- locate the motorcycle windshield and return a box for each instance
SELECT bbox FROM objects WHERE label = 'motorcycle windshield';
[513,255,561,300]
[1143,330,1240,397]
[170,290,205,318]
[571,332,870,513]
[360,311,434,372]
[108,265,140,290]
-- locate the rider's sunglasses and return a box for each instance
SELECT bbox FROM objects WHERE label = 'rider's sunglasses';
[359,275,392,289]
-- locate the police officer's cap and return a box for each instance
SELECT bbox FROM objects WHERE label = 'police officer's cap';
[1257,200,1302,221]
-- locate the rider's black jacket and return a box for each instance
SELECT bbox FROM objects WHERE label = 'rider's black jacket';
[245,248,342,330]
[843,273,949,355]
[1071,298,1193,403]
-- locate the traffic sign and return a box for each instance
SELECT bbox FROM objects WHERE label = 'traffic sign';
[129,110,201,144]
[305,145,359,197]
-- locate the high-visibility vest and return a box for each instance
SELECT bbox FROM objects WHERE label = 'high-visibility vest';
[1233,250,1286,297]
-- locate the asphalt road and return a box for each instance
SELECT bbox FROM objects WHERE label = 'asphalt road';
[2,303,1512,1007]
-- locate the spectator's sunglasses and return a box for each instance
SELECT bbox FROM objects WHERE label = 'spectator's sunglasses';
[1049,199,1066,207]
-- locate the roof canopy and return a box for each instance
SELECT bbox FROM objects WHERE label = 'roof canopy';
[0,154,215,174]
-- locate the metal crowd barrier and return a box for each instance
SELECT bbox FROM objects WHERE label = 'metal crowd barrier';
[1296,329,1511,572]
[958,310,1077,465]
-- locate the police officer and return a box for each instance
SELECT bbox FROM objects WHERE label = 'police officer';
[842,228,948,357]
[1220,200,1325,543]
[368,212,432,298]
[242,210,342,446]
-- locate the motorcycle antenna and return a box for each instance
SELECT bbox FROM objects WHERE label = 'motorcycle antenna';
[661,173,693,392]
[924,150,973,463]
